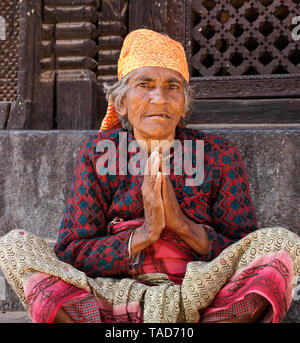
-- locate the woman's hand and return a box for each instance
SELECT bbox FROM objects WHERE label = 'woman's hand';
[161,165,209,256]
[130,149,165,256]
[141,149,166,241]
[161,174,187,234]
[131,150,209,257]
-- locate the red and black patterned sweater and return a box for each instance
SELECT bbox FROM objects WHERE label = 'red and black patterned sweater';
[54,127,258,278]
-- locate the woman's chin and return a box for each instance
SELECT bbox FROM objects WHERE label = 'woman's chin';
[144,131,172,141]
[140,124,175,140]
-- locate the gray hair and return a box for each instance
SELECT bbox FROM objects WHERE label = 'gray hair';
[103,72,194,131]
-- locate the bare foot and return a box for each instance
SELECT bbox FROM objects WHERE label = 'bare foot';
[53,308,76,323]
[211,298,270,323]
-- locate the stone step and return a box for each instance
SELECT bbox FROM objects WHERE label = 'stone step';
[0,311,31,323]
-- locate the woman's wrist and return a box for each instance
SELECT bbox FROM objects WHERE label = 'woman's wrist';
[176,217,210,255]
[130,223,158,257]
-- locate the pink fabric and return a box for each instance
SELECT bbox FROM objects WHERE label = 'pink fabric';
[201,251,294,323]
[24,250,294,323]
[23,219,295,323]
[201,293,269,322]
[24,273,88,323]
[63,293,143,323]
[109,218,195,284]
[24,272,144,323]
[140,227,195,284]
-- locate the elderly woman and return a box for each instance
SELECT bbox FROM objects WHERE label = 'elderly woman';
[0,29,300,324]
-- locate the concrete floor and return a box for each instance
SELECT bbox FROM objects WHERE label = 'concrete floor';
[0,312,32,323]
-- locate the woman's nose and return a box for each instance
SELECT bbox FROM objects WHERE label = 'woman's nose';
[150,87,168,105]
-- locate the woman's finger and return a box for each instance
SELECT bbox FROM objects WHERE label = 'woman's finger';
[144,149,159,176]
[154,171,162,197]
[151,154,160,176]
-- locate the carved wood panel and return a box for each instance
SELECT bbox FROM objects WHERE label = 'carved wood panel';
[5,0,42,129]
[42,0,99,73]
[129,0,186,46]
[98,0,128,83]
[41,0,100,129]
[0,0,19,103]
[186,0,300,99]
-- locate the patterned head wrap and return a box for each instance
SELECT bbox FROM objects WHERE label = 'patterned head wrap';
[100,29,189,131]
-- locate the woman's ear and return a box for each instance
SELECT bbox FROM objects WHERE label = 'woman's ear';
[119,104,128,117]
[117,96,128,117]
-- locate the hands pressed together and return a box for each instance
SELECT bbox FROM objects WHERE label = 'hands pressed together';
[130,147,210,258]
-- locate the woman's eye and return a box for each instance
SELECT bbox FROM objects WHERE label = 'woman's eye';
[138,83,148,88]
[169,84,179,89]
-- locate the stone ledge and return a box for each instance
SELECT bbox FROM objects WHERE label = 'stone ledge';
[189,123,300,130]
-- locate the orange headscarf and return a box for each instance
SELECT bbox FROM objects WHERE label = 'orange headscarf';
[100,29,189,131]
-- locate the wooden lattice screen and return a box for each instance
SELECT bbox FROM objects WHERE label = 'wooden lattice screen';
[191,0,300,77]
[185,0,300,102]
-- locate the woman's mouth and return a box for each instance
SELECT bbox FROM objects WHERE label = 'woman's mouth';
[146,113,170,119]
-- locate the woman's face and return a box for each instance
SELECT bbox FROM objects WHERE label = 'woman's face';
[120,66,186,142]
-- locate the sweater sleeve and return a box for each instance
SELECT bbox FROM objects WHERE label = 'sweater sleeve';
[54,139,138,277]
[203,142,258,260]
